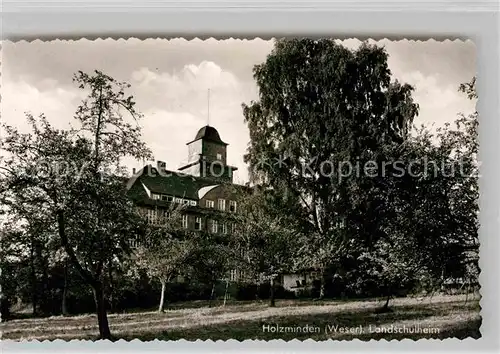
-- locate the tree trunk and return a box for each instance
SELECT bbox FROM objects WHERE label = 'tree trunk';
[30,241,38,316]
[208,282,216,308]
[41,252,49,314]
[158,280,167,313]
[57,211,111,338]
[378,287,392,313]
[92,284,111,340]
[269,277,276,307]
[223,279,229,307]
[383,294,390,310]
[319,280,325,300]
[108,260,114,314]
[374,284,393,314]
[318,268,326,299]
[61,260,69,316]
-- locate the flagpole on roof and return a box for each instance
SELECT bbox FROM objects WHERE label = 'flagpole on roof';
[207,88,211,127]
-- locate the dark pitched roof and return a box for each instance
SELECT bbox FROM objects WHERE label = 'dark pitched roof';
[126,165,214,200]
[187,125,227,145]
[126,160,253,209]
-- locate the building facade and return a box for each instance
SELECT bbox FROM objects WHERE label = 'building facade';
[126,125,247,281]
[125,124,312,290]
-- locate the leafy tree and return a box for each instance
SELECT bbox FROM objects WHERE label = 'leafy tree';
[134,204,194,312]
[186,236,231,307]
[242,39,419,295]
[358,77,479,306]
[231,186,300,307]
[0,220,26,320]
[406,77,478,290]
[0,71,152,339]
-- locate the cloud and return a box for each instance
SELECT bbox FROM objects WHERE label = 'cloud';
[129,61,242,114]
[125,61,253,182]
[1,77,82,131]
[1,39,476,184]
[399,70,476,129]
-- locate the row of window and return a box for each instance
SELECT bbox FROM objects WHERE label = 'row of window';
[229,269,241,282]
[151,193,197,206]
[181,214,236,233]
[146,208,170,225]
[149,193,237,212]
[146,206,240,233]
[206,199,237,212]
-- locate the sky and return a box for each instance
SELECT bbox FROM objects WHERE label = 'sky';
[1,38,477,184]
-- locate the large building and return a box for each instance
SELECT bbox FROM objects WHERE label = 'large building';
[125,124,311,290]
[125,125,245,255]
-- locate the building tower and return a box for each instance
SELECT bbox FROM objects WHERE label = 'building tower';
[178,125,237,183]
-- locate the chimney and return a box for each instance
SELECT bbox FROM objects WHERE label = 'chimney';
[157,160,167,171]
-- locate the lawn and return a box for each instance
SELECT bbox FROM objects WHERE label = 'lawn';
[1,294,481,341]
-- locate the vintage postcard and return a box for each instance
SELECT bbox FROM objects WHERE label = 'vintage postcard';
[0,38,480,341]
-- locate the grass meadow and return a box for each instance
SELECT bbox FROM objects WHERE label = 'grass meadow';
[1,294,481,341]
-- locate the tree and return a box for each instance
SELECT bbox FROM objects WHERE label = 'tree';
[405,77,479,290]
[242,39,419,295]
[0,70,152,339]
[231,186,300,307]
[186,236,231,308]
[134,204,193,312]
[359,77,479,306]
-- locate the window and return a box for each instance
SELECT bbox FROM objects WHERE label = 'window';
[221,223,227,234]
[182,214,188,229]
[147,209,158,224]
[183,200,189,205]
[161,195,173,202]
[229,201,237,212]
[218,199,226,211]
[229,269,238,281]
[152,193,161,200]
[174,197,183,203]
[129,235,140,248]
[231,223,237,234]
[212,220,218,233]
[216,153,222,160]
[156,210,164,225]
[195,217,202,230]
[190,200,197,206]
[206,200,214,208]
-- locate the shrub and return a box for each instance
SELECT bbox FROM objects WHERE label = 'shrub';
[1,295,12,321]
[230,281,296,301]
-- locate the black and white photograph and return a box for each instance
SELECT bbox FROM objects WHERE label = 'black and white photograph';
[0,37,480,341]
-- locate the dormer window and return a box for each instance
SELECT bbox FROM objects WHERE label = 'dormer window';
[161,195,173,202]
[216,153,222,160]
[152,193,161,200]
